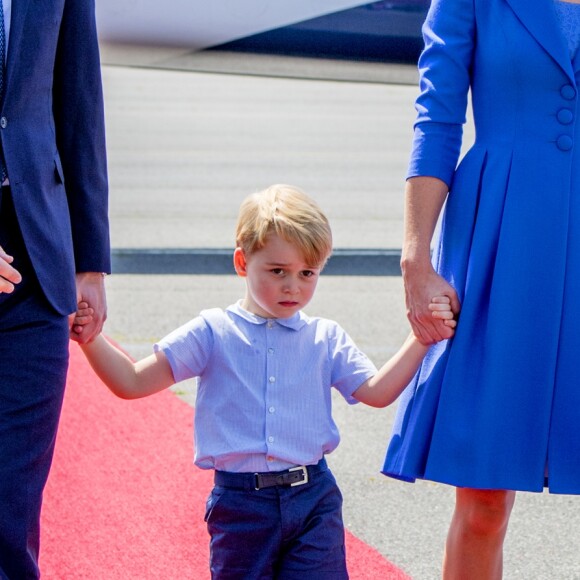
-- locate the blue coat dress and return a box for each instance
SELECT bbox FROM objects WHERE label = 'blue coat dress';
[383,0,580,494]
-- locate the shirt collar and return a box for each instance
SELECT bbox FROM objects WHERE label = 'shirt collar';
[227,300,308,331]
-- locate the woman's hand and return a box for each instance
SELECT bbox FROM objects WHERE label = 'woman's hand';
[403,261,460,344]
[401,176,460,345]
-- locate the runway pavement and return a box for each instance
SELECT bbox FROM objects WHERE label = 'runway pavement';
[99,50,580,579]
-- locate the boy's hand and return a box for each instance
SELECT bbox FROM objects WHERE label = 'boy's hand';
[429,295,458,330]
[71,301,94,335]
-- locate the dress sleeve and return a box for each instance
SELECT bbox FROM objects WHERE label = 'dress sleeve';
[407,0,476,187]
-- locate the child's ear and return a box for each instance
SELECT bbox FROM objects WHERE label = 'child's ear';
[233,247,248,277]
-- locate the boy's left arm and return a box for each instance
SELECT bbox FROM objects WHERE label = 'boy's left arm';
[352,335,428,408]
[353,296,456,408]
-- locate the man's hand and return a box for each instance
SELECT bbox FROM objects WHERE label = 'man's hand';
[70,272,107,343]
[403,262,460,345]
[0,246,22,294]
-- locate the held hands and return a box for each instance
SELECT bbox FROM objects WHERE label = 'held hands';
[429,295,457,332]
[351,294,458,409]
[0,245,22,294]
[1,249,106,341]
[74,301,94,329]
[70,272,107,343]
[72,296,458,346]
[403,262,461,345]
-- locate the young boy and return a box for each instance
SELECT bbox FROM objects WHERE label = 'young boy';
[76,184,455,579]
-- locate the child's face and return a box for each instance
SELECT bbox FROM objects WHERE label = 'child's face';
[234,233,321,319]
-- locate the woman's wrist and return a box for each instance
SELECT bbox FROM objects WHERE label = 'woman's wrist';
[401,251,433,277]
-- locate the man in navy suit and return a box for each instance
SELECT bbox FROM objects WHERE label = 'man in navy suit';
[0,0,110,577]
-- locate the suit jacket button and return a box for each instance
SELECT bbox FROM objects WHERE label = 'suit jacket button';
[560,85,576,100]
[0,117,6,129]
[557,108,574,125]
[556,135,573,151]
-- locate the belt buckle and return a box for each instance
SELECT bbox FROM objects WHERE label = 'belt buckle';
[289,465,308,487]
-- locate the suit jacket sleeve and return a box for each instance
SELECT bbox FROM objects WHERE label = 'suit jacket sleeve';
[406,0,477,188]
[52,0,111,274]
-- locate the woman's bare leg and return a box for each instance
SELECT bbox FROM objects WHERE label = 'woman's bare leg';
[443,487,516,580]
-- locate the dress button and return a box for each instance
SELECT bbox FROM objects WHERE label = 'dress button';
[0,117,7,129]
[556,135,573,151]
[560,84,576,100]
[269,376,276,383]
[557,108,574,124]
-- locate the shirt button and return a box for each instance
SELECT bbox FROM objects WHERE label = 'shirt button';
[268,436,274,443]
[0,117,7,129]
[269,406,276,413]
[557,108,574,125]
[269,376,276,383]
[560,84,576,100]
[556,135,573,151]
[267,322,274,329]
[268,348,274,354]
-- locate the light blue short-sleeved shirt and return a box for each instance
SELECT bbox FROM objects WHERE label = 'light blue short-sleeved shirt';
[155,301,377,473]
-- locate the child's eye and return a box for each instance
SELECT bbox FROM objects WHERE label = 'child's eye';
[301,270,315,278]
[271,268,284,275]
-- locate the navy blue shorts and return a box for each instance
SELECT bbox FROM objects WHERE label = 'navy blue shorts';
[205,460,348,579]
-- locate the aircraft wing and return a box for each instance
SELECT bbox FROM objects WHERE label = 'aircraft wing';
[96,0,372,49]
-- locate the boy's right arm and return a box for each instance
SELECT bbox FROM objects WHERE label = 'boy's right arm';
[81,335,175,400]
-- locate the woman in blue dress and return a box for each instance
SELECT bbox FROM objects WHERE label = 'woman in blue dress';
[382,0,580,576]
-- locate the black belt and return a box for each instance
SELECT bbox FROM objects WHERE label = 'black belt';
[214,458,327,491]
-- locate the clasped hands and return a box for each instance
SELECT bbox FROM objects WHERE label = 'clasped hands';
[404,263,461,345]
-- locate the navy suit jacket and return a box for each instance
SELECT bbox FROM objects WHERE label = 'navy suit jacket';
[1,0,110,315]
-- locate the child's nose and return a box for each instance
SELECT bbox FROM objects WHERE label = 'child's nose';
[283,279,299,293]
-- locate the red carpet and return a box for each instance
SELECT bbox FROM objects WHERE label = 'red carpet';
[40,343,410,579]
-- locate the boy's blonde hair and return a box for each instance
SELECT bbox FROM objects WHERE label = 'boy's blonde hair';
[236,184,333,268]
